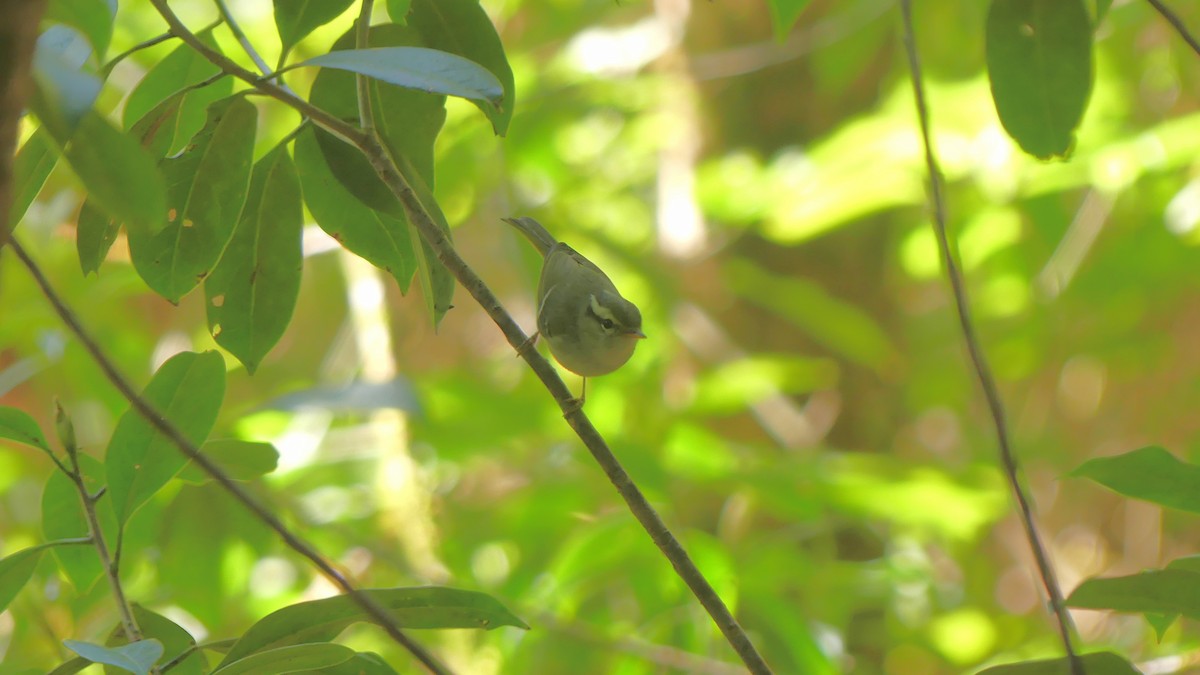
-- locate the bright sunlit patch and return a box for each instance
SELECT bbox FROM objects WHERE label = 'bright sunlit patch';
[564,18,672,76]
[249,556,298,598]
[959,207,1022,270]
[471,541,516,587]
[899,225,941,279]
[928,608,997,664]
[1057,356,1106,420]
[1165,178,1200,237]
[663,422,738,479]
[978,273,1030,317]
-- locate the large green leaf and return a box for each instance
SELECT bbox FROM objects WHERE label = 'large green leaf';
[9,128,58,236]
[104,351,226,527]
[128,96,257,302]
[123,28,232,155]
[976,651,1140,675]
[274,0,356,59]
[1070,445,1200,513]
[217,587,528,667]
[212,643,355,675]
[76,199,119,276]
[986,0,1092,159]
[41,454,111,592]
[407,0,515,135]
[63,639,163,675]
[1067,569,1200,619]
[294,128,416,289]
[298,47,502,112]
[204,147,303,373]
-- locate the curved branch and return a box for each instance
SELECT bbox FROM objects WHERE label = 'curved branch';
[147,1,772,671]
[897,2,1082,674]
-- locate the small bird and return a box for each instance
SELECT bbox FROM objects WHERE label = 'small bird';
[503,216,645,408]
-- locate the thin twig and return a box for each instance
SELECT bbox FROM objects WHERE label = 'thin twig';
[355,0,377,135]
[4,237,452,675]
[213,0,272,76]
[897,3,1082,675]
[1145,0,1200,57]
[56,402,143,645]
[148,2,772,671]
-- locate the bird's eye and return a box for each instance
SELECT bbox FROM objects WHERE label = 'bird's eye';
[600,318,614,330]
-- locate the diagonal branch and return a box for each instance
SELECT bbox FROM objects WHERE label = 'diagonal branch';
[897,2,1082,674]
[1145,0,1200,57]
[4,237,451,675]
[147,1,772,672]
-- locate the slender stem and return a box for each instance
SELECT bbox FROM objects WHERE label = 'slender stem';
[897,3,1082,674]
[1145,0,1200,57]
[356,0,377,135]
[4,237,452,675]
[102,19,223,78]
[213,0,272,75]
[58,404,143,644]
[149,2,772,671]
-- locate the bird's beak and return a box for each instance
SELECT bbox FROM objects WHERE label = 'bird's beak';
[627,329,647,339]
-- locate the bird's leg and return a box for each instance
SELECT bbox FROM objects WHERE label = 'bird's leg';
[563,377,586,415]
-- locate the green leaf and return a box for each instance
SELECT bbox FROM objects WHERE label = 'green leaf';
[105,351,226,527]
[128,96,257,302]
[123,29,231,155]
[298,47,503,111]
[294,127,416,290]
[218,587,529,666]
[106,606,201,675]
[309,652,400,675]
[31,26,102,140]
[76,199,119,276]
[1070,445,1200,513]
[42,454,109,592]
[986,0,1093,159]
[0,406,51,452]
[204,147,303,372]
[976,651,1140,674]
[212,643,355,675]
[63,639,163,675]
[386,0,412,23]
[9,128,58,236]
[1067,569,1200,619]
[765,0,814,42]
[56,112,168,238]
[408,0,515,135]
[46,0,114,60]
[176,439,279,484]
[274,0,356,58]
[0,548,44,613]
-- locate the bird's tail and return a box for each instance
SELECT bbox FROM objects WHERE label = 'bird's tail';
[502,216,557,257]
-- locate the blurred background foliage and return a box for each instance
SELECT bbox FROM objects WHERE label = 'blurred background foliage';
[3,0,1200,673]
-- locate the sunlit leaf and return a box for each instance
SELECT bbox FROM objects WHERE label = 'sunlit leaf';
[63,639,163,675]
[177,439,279,484]
[105,351,226,527]
[986,0,1092,159]
[408,0,515,134]
[128,96,257,302]
[298,47,502,111]
[1070,446,1200,513]
[217,587,528,667]
[204,146,303,372]
[211,643,355,675]
[976,651,1139,674]
[274,0,355,58]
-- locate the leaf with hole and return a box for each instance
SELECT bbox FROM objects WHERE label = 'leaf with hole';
[128,96,257,302]
[204,146,303,372]
[986,0,1092,159]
